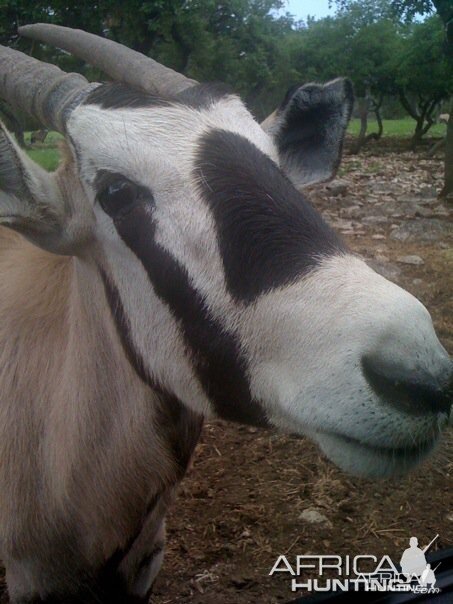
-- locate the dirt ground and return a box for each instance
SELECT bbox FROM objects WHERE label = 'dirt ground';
[1,139,452,603]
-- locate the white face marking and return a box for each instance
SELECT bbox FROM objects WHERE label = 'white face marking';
[65,95,451,479]
[234,256,450,476]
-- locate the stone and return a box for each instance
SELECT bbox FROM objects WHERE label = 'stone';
[368,260,402,282]
[381,199,425,218]
[375,254,390,262]
[329,218,354,230]
[371,183,400,195]
[417,186,437,199]
[299,508,332,527]
[396,255,424,266]
[372,234,386,240]
[361,216,388,225]
[326,179,348,196]
[433,206,449,217]
[342,205,362,218]
[231,576,256,590]
[415,207,434,218]
[389,219,448,243]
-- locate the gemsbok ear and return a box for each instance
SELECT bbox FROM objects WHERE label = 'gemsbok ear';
[262,78,354,188]
[0,122,72,253]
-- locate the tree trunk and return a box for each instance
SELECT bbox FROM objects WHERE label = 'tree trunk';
[439,100,453,200]
[427,137,445,157]
[430,2,452,197]
[14,128,26,148]
[410,120,424,151]
[409,97,439,151]
[365,95,384,143]
[351,94,370,154]
[374,101,384,139]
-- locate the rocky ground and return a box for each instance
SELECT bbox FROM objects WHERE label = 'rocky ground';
[0,141,451,603]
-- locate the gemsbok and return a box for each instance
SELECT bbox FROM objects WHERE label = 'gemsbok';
[0,23,451,604]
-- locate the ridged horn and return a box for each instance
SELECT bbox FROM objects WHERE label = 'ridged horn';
[0,44,91,132]
[19,23,198,97]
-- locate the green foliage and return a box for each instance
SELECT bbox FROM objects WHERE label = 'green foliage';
[396,15,452,98]
[23,131,62,171]
[348,117,446,137]
[26,147,60,171]
[390,0,453,50]
[282,7,403,98]
[1,0,452,124]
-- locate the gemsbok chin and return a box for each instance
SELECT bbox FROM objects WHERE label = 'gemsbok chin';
[0,23,451,604]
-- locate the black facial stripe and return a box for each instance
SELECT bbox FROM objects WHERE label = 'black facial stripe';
[84,82,171,109]
[110,203,268,427]
[194,129,345,303]
[175,82,234,109]
[99,268,203,476]
[84,82,232,111]
[99,267,153,389]
[154,391,203,479]
[136,541,165,574]
[100,491,162,575]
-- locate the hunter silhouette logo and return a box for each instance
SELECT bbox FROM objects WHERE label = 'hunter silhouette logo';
[270,533,441,594]
[400,535,439,587]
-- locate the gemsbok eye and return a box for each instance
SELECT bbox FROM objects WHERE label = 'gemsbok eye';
[98,178,139,218]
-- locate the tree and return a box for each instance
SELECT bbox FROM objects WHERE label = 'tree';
[298,4,402,153]
[333,0,453,196]
[0,0,295,118]
[390,0,453,197]
[391,0,453,49]
[396,16,452,150]
[346,18,402,152]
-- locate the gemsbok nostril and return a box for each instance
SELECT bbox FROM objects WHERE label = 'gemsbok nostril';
[362,355,452,417]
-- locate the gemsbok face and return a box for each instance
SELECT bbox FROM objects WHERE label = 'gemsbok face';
[1,24,452,487]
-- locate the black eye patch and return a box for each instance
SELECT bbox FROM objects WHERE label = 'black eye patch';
[95,170,153,221]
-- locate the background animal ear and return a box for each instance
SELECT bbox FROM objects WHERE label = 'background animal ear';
[0,122,70,252]
[262,78,354,188]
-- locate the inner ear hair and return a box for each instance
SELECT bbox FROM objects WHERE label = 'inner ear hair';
[0,122,68,250]
[262,78,354,189]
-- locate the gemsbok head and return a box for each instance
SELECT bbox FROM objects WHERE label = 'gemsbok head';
[0,23,451,604]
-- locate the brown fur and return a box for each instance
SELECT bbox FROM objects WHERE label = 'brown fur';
[0,196,201,599]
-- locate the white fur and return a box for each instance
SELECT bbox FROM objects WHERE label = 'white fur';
[66,95,451,478]
[0,90,450,601]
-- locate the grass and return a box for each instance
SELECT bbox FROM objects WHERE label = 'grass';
[24,119,446,171]
[24,131,63,172]
[27,147,61,171]
[347,117,446,138]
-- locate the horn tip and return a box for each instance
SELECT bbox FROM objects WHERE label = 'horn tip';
[18,24,33,35]
[18,23,48,36]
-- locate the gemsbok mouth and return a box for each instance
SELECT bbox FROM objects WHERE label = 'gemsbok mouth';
[316,428,442,478]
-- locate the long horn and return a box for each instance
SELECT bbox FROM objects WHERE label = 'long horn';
[19,23,198,97]
[0,44,92,132]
